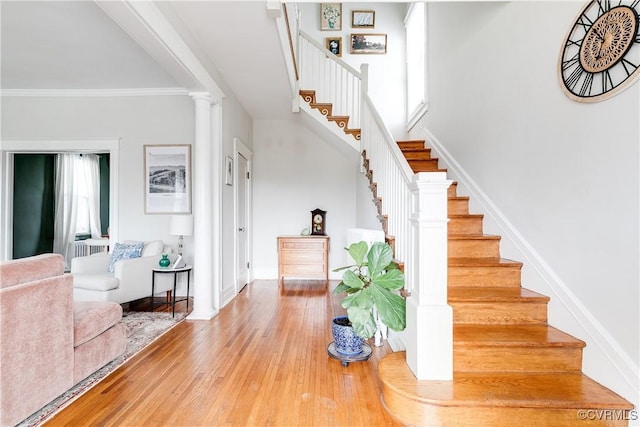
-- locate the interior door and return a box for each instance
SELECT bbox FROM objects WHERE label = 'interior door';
[236,153,249,291]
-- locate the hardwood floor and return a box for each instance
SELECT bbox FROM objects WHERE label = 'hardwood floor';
[46,280,401,426]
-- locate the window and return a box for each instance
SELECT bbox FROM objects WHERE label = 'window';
[405,2,427,130]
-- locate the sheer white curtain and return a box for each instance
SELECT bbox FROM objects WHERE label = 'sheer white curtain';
[53,154,103,268]
[53,154,80,268]
[81,154,102,238]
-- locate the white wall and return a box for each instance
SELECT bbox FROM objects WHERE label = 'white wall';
[1,95,194,244]
[252,118,362,279]
[297,2,408,139]
[417,1,639,407]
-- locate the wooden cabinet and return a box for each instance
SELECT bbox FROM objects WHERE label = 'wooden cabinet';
[278,236,330,284]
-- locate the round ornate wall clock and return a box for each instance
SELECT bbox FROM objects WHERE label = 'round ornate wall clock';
[559,0,640,102]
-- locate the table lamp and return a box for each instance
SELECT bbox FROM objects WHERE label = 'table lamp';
[169,215,193,255]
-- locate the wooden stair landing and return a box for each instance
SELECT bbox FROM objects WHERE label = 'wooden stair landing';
[376,140,633,426]
[380,352,632,427]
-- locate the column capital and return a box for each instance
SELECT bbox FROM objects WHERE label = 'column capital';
[189,91,217,104]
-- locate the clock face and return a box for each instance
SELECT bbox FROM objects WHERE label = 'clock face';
[313,214,323,224]
[559,1,640,102]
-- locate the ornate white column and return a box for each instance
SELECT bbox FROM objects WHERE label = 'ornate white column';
[405,172,453,380]
[188,92,218,320]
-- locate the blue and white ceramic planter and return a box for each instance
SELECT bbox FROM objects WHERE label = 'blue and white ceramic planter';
[332,316,364,355]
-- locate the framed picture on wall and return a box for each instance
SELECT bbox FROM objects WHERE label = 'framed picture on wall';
[350,33,387,54]
[144,144,191,214]
[320,3,342,31]
[352,10,375,28]
[225,156,233,186]
[325,37,342,56]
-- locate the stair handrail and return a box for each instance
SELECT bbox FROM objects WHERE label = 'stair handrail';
[298,30,362,128]
[272,2,300,111]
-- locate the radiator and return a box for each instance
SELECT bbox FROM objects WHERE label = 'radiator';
[73,239,109,258]
[73,241,88,258]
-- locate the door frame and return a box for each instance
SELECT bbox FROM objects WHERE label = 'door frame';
[233,137,252,294]
[0,139,120,261]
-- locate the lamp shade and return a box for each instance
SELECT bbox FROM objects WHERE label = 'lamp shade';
[169,215,193,236]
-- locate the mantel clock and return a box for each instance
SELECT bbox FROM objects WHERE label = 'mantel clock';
[311,209,326,236]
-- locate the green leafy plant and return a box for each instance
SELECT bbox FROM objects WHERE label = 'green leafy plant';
[333,241,406,339]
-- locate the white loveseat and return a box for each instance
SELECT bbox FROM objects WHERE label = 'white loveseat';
[71,240,169,304]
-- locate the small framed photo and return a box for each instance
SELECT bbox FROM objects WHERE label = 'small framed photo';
[144,144,191,214]
[326,37,342,57]
[320,3,342,31]
[350,33,387,54]
[352,10,375,28]
[225,156,233,186]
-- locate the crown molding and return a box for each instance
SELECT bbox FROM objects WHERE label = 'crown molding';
[0,88,189,97]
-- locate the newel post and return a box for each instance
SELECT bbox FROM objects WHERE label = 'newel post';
[405,172,453,380]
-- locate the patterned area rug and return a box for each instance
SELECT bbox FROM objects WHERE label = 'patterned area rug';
[17,311,187,427]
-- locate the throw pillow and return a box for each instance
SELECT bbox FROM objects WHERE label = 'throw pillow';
[107,242,144,272]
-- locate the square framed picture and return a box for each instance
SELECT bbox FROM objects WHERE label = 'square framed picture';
[320,3,342,31]
[326,37,342,57]
[352,10,375,28]
[144,144,191,214]
[350,33,387,54]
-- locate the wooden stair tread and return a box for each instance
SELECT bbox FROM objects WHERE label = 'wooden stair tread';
[396,140,426,150]
[407,158,447,173]
[412,167,448,173]
[448,257,523,268]
[400,147,431,152]
[344,128,361,140]
[450,214,484,219]
[379,352,632,409]
[448,287,550,302]
[454,324,585,347]
[449,234,501,240]
[402,151,433,160]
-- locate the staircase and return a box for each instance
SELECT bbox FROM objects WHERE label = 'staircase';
[297,85,634,424]
[372,140,634,426]
[289,16,633,424]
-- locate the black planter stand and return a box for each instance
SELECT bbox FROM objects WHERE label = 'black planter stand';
[327,342,372,367]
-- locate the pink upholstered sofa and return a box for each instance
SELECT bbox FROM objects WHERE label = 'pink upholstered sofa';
[0,254,126,426]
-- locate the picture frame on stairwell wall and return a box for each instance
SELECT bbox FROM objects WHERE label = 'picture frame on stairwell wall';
[326,37,342,57]
[351,10,375,29]
[320,3,342,31]
[350,33,387,55]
